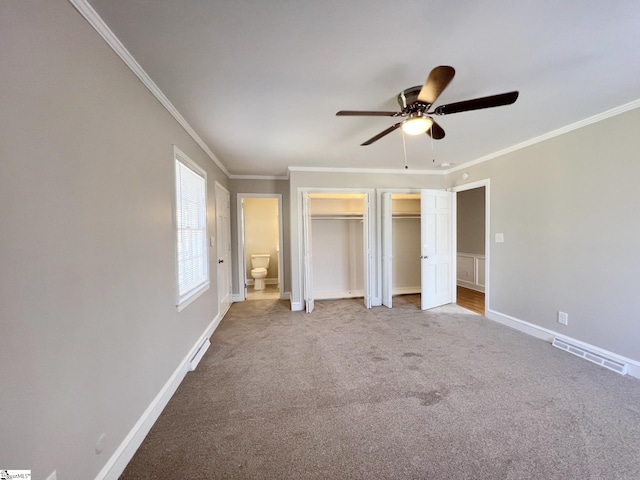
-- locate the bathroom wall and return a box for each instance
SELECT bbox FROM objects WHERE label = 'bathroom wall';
[243,197,280,282]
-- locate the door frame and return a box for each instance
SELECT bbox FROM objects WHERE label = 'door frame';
[376,188,421,308]
[449,179,490,313]
[215,182,232,316]
[235,193,284,301]
[298,187,376,311]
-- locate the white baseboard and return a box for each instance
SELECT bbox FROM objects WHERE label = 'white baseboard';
[393,286,420,295]
[97,311,225,480]
[232,293,243,302]
[457,280,485,293]
[290,300,303,311]
[314,290,364,300]
[486,308,640,380]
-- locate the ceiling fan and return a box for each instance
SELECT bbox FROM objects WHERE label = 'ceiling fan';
[336,66,519,146]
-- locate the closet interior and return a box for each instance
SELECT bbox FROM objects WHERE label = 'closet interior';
[309,193,366,300]
[390,194,421,296]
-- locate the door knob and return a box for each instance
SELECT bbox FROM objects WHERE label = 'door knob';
[218,259,224,264]
[420,255,429,259]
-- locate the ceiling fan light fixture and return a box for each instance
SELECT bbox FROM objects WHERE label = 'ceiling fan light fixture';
[402,114,433,135]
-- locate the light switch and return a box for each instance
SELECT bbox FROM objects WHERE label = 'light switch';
[210,236,215,247]
[495,233,504,243]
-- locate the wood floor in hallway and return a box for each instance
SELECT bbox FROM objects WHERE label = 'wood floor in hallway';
[457,286,485,315]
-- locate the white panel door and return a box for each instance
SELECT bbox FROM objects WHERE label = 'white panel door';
[381,192,392,308]
[420,189,454,310]
[215,184,232,315]
[302,193,314,313]
[362,193,372,309]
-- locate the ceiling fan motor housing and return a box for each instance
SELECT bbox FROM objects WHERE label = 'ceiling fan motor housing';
[397,86,433,119]
[398,85,426,111]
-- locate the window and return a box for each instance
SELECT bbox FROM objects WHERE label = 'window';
[174,146,209,311]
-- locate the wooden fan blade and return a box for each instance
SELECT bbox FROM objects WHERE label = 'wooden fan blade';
[426,120,445,140]
[361,122,403,146]
[336,110,400,116]
[433,91,519,115]
[417,66,456,105]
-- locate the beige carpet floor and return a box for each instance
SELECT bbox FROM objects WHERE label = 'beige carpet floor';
[120,295,640,479]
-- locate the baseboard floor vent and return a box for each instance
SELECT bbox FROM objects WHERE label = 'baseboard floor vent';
[552,337,628,375]
[188,338,210,372]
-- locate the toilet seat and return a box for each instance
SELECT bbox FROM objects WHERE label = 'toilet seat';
[251,267,267,275]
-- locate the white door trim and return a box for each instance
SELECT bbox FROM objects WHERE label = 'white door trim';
[302,193,314,312]
[380,192,392,308]
[449,179,490,312]
[215,182,232,316]
[376,188,422,308]
[297,187,376,311]
[235,193,284,301]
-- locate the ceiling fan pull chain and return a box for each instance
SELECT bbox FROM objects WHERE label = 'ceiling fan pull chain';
[402,129,409,169]
[431,127,435,163]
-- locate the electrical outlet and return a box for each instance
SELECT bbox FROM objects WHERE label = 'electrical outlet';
[558,311,569,325]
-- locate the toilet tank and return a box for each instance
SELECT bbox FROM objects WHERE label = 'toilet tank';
[250,254,270,269]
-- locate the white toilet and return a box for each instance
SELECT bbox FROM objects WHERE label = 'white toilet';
[250,254,270,290]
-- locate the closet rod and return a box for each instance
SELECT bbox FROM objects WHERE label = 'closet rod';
[311,215,364,220]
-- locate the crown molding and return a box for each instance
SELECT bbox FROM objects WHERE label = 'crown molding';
[287,166,445,175]
[229,174,290,181]
[446,98,640,174]
[68,0,640,181]
[68,0,230,178]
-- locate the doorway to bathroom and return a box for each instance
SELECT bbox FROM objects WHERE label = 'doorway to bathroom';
[237,194,284,301]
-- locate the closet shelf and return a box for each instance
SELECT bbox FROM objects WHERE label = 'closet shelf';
[311,213,364,220]
[392,212,420,218]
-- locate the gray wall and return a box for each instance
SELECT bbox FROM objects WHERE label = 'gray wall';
[0,1,227,477]
[447,107,640,362]
[457,187,486,254]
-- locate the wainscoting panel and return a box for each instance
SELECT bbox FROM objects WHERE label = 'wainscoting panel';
[456,252,485,292]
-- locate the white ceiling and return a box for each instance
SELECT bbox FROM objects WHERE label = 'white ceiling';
[86,0,640,177]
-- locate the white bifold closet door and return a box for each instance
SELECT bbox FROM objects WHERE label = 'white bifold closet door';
[362,194,372,309]
[420,189,454,310]
[381,192,393,308]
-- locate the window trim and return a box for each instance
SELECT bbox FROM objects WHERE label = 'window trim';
[173,145,210,312]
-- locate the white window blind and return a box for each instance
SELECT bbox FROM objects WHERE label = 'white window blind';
[175,149,209,309]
